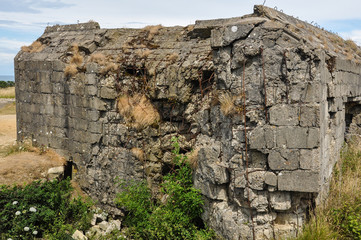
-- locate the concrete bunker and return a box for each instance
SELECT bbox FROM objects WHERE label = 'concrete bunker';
[15,5,361,240]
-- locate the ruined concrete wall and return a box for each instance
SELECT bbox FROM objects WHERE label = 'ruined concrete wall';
[15,5,361,240]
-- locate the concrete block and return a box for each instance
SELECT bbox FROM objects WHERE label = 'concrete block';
[100,86,118,99]
[52,71,65,82]
[269,104,299,126]
[248,171,266,190]
[300,105,320,127]
[276,127,319,149]
[88,122,103,133]
[270,192,291,211]
[268,149,299,170]
[211,22,260,48]
[249,127,265,149]
[278,170,319,192]
[265,172,277,186]
[89,98,107,111]
[300,148,320,171]
[86,85,98,96]
[87,110,100,121]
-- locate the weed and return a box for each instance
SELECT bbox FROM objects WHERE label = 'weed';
[21,41,44,53]
[3,140,37,156]
[115,137,216,239]
[293,140,361,239]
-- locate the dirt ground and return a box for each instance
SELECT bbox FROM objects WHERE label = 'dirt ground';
[0,100,65,186]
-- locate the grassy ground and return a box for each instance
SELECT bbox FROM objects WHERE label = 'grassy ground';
[0,102,16,115]
[0,87,15,98]
[293,139,361,240]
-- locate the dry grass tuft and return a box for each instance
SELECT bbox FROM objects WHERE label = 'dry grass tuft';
[135,49,153,58]
[64,64,78,77]
[144,24,163,40]
[117,94,160,130]
[296,23,304,29]
[345,39,358,52]
[0,87,15,99]
[70,53,83,66]
[90,52,107,65]
[219,92,242,116]
[121,43,132,53]
[186,148,199,169]
[167,53,178,63]
[131,148,145,161]
[21,41,44,53]
[346,52,354,60]
[329,35,344,46]
[100,62,118,75]
[186,25,195,32]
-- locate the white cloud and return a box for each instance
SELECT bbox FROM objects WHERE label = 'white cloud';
[0,52,16,63]
[340,30,361,46]
[0,38,31,51]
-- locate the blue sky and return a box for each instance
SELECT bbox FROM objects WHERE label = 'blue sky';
[1,0,361,76]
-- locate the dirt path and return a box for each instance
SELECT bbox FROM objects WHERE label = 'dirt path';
[0,102,65,185]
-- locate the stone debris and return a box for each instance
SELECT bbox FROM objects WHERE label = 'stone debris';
[47,166,64,180]
[15,4,361,240]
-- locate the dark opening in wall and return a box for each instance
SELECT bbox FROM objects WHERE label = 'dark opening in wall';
[191,69,214,96]
[123,65,147,78]
[345,101,361,141]
[64,160,73,179]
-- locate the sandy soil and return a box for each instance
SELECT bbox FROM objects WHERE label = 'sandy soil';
[0,102,65,186]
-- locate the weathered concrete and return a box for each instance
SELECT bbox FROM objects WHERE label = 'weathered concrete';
[15,5,361,240]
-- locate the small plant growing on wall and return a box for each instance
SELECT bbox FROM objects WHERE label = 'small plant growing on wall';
[21,41,44,53]
[64,44,84,78]
[117,94,160,130]
[218,92,244,116]
[115,137,216,239]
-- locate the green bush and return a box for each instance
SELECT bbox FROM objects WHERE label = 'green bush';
[115,137,216,240]
[0,81,14,88]
[0,178,93,239]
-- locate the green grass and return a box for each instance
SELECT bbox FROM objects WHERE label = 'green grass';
[293,140,361,239]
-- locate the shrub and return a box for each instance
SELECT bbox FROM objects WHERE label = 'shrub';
[115,137,216,240]
[0,178,93,239]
